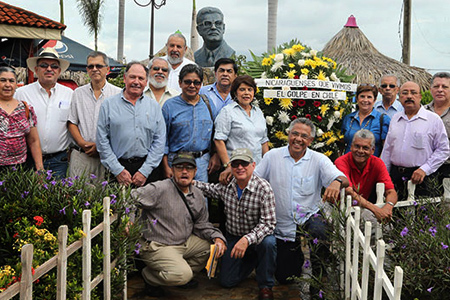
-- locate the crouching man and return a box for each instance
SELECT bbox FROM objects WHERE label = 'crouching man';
[194,148,277,300]
[131,152,226,297]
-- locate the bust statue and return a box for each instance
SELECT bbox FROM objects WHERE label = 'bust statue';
[194,7,235,67]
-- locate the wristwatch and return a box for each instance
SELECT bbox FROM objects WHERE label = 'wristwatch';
[223,162,230,168]
[334,178,343,186]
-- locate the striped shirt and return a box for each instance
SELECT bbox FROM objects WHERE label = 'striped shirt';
[194,174,276,245]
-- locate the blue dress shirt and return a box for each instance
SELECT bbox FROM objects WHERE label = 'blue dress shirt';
[374,99,404,119]
[199,82,233,116]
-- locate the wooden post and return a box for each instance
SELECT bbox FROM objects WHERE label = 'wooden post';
[57,226,68,300]
[103,197,111,300]
[402,0,411,65]
[19,244,33,300]
[82,210,92,300]
[393,266,404,300]
[373,240,385,300]
[351,207,361,300]
[361,221,372,300]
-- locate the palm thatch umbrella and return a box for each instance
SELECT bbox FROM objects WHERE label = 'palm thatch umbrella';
[322,15,431,91]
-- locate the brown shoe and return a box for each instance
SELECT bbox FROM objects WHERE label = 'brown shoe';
[258,287,274,300]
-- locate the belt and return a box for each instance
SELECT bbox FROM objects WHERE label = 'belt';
[71,145,85,153]
[392,165,418,174]
[191,149,209,158]
[119,156,146,164]
[42,151,65,160]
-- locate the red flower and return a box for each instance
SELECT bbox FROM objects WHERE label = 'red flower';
[13,232,19,239]
[302,86,308,90]
[294,75,299,79]
[291,115,297,120]
[34,216,44,226]
[305,114,311,119]
[292,101,297,107]
[313,101,321,107]
[298,100,306,107]
[317,115,323,122]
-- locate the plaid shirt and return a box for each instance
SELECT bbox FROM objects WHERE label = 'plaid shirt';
[195,174,276,245]
[0,101,37,166]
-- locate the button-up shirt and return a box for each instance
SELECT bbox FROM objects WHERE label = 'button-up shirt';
[144,85,179,107]
[15,81,73,154]
[425,101,450,165]
[164,56,196,93]
[200,82,233,116]
[194,174,276,245]
[96,90,166,177]
[374,99,404,119]
[255,146,344,241]
[162,95,215,154]
[69,82,121,143]
[131,178,225,245]
[214,102,269,165]
[381,106,450,175]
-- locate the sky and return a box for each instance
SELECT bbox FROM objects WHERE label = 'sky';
[6,0,450,73]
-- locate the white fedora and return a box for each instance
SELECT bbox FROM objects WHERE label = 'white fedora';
[26,47,70,73]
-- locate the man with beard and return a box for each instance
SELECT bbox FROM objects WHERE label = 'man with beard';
[164,32,196,92]
[199,58,237,116]
[97,62,165,186]
[381,81,449,199]
[144,57,178,107]
[194,7,235,67]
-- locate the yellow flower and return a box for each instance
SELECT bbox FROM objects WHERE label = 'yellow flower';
[339,108,345,119]
[304,59,317,69]
[264,98,274,105]
[279,98,293,109]
[292,44,305,52]
[326,136,338,145]
[275,131,288,141]
[282,48,296,57]
[301,68,309,75]
[324,150,333,157]
[262,57,273,66]
[289,63,295,68]
[320,104,330,116]
[268,141,274,148]
[44,233,56,242]
[284,69,296,79]
[316,70,327,81]
[274,76,279,79]
[269,54,276,59]
[256,87,260,94]
[78,229,87,238]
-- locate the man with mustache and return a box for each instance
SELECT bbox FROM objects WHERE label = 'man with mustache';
[15,47,73,179]
[97,62,165,186]
[164,32,196,92]
[144,57,177,107]
[381,81,450,200]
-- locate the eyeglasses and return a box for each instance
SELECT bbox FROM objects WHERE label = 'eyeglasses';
[173,164,196,171]
[183,79,202,87]
[290,131,311,140]
[199,20,223,28]
[0,78,16,84]
[380,84,396,89]
[38,63,60,70]
[152,66,169,72]
[87,64,107,70]
[230,161,250,168]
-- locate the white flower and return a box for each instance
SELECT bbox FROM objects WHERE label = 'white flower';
[282,85,290,91]
[310,49,318,56]
[327,118,335,131]
[316,128,324,137]
[330,72,339,81]
[278,111,290,123]
[301,52,311,58]
[325,77,330,81]
[261,72,267,79]
[312,142,325,149]
[274,53,284,62]
[334,111,341,119]
[297,59,306,67]
[266,116,274,126]
[300,74,308,80]
[271,61,284,72]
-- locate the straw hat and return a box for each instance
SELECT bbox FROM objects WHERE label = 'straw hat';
[26,47,70,73]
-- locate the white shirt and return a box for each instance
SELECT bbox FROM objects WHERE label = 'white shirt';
[163,56,196,93]
[144,85,179,107]
[15,81,73,154]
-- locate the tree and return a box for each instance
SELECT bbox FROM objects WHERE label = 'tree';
[267,0,278,52]
[77,0,105,51]
[117,0,125,62]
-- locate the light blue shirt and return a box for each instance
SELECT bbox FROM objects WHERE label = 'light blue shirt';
[162,95,215,154]
[255,146,344,241]
[96,90,166,177]
[200,82,233,116]
[374,99,404,119]
[214,102,269,165]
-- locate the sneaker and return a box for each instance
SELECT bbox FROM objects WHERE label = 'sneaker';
[258,287,274,300]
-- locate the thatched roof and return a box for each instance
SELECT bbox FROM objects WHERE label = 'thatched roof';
[322,15,431,91]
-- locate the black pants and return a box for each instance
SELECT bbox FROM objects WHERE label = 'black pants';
[390,165,441,200]
[109,157,162,186]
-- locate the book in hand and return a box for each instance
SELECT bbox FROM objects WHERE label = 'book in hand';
[205,244,219,279]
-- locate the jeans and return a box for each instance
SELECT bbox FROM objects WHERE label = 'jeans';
[44,151,68,179]
[220,233,276,289]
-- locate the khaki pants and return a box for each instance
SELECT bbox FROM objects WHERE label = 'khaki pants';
[69,149,105,183]
[140,234,211,286]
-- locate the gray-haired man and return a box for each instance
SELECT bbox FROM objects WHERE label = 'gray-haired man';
[144,57,178,107]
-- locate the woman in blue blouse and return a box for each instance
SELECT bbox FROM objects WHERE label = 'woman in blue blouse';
[214,75,269,180]
[342,84,391,157]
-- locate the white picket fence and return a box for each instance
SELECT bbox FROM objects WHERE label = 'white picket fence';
[0,197,124,300]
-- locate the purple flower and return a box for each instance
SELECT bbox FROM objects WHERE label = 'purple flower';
[352,199,358,206]
[21,191,29,198]
[67,181,73,187]
[46,170,52,180]
[313,213,319,218]
[152,219,158,225]
[427,287,433,293]
[296,204,301,214]
[304,260,310,269]
[125,207,130,214]
[299,213,306,218]
[43,184,48,190]
[424,215,430,223]
[110,198,117,205]
[400,227,409,237]
[76,189,82,194]
[401,245,406,249]
[319,290,324,298]
[84,201,90,207]
[0,180,4,186]
[73,208,78,215]
[134,242,141,255]
[420,205,427,211]
[429,227,437,237]
[51,180,57,186]
[446,224,450,230]
[413,201,418,206]
[74,176,79,180]
[401,176,408,182]
[90,174,97,179]
[110,194,117,200]
[59,207,66,215]
[101,181,108,187]
[313,238,319,245]
[12,166,16,171]
[442,243,449,250]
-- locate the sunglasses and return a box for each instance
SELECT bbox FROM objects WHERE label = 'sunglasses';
[230,161,250,168]
[38,63,60,70]
[173,164,196,170]
[183,79,202,87]
[87,64,107,70]
[380,84,396,89]
[152,66,169,72]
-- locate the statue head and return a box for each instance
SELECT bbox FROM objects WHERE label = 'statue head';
[196,7,225,45]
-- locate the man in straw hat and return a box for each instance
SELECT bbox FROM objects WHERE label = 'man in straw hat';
[15,47,73,179]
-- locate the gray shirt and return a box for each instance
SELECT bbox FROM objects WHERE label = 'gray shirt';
[131,178,225,245]
[68,82,121,142]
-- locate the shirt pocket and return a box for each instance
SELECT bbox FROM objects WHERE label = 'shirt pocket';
[299,176,316,196]
[58,108,70,122]
[200,119,213,141]
[411,131,426,149]
[172,121,190,143]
